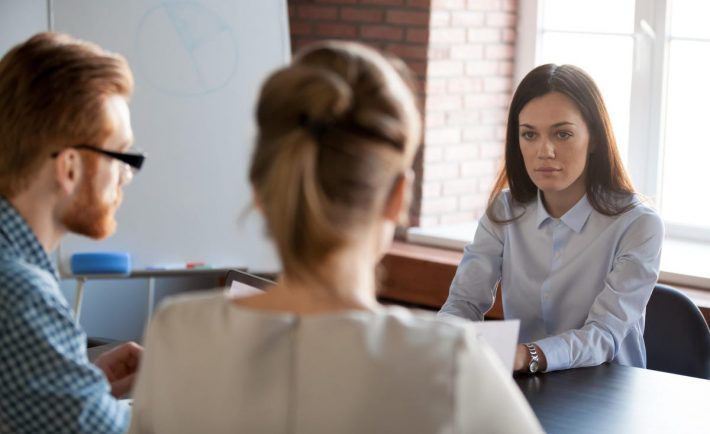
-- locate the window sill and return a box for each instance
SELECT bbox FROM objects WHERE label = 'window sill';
[403,224,710,313]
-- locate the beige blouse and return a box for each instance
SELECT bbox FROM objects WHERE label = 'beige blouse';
[129,291,542,434]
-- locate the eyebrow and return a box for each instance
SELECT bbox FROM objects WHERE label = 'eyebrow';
[519,121,576,129]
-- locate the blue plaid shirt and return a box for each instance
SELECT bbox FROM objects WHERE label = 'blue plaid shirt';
[0,197,129,433]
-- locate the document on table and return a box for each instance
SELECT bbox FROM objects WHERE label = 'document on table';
[229,280,264,298]
[468,319,520,373]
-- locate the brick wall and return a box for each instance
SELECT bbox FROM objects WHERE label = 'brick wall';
[288,0,431,225]
[420,0,516,226]
[287,0,518,228]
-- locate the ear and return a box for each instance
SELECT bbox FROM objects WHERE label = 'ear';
[54,149,83,196]
[383,170,412,223]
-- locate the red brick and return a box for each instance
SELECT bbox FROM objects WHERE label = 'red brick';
[468,28,501,43]
[501,0,517,12]
[479,141,505,158]
[386,43,428,60]
[297,5,338,20]
[481,109,508,125]
[290,21,313,36]
[443,177,477,195]
[495,125,507,140]
[426,112,447,128]
[422,181,443,198]
[340,7,384,23]
[421,196,458,213]
[427,46,450,60]
[447,77,483,93]
[464,92,507,108]
[461,160,497,177]
[483,76,512,92]
[431,0,466,9]
[426,78,447,94]
[428,60,465,77]
[502,28,516,42]
[466,0,502,11]
[444,144,477,161]
[427,95,464,111]
[465,60,499,76]
[486,12,516,27]
[430,11,451,27]
[451,11,485,26]
[484,44,514,60]
[406,28,430,43]
[315,23,358,38]
[424,163,460,181]
[458,193,489,212]
[424,145,444,163]
[440,211,477,224]
[463,125,497,141]
[417,215,441,227]
[406,0,432,9]
[293,38,322,53]
[430,28,466,43]
[450,44,484,60]
[360,0,405,5]
[406,60,428,76]
[360,25,405,41]
[425,127,461,144]
[497,60,514,75]
[446,111,481,125]
[386,10,430,26]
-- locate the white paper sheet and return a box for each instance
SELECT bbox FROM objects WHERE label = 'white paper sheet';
[468,319,521,373]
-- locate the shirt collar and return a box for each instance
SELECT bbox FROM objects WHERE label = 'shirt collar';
[0,196,59,281]
[535,191,593,233]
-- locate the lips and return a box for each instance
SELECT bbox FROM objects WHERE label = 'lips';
[535,167,561,173]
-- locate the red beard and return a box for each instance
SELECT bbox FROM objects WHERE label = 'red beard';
[61,157,122,240]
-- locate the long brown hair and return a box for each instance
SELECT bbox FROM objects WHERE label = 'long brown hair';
[249,41,421,284]
[0,32,133,198]
[487,64,635,223]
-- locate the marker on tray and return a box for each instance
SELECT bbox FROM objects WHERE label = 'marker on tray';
[186,261,210,269]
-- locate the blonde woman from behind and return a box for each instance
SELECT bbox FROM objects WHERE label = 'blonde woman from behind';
[128,41,542,434]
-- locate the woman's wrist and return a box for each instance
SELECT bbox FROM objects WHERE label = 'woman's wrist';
[514,343,548,374]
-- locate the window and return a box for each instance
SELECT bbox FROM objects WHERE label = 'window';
[517,0,710,239]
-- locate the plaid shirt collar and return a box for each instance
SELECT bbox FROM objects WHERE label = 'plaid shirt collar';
[0,196,59,281]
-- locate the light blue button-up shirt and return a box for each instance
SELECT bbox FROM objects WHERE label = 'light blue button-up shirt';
[439,190,664,372]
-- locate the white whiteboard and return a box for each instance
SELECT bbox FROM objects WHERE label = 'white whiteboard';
[53,0,286,274]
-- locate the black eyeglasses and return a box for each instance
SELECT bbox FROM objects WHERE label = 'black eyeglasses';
[51,144,146,171]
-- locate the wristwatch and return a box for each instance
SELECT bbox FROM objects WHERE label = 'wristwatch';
[525,343,539,374]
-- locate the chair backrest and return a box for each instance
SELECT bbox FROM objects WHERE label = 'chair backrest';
[644,284,710,379]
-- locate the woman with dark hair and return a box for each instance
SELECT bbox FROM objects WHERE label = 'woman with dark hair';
[439,64,664,374]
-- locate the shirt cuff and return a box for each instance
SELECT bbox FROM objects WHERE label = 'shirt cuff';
[534,335,570,372]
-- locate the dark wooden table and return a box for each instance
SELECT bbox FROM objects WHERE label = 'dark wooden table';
[515,364,710,434]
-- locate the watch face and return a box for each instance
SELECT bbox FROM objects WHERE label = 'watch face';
[529,360,539,373]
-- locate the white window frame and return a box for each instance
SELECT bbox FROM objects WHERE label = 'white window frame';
[516,0,710,243]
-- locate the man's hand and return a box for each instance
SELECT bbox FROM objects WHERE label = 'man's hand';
[93,342,143,398]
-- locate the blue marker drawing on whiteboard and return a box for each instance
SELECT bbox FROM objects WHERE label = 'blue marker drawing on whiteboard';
[135,1,239,96]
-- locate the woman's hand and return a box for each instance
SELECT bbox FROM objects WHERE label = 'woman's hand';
[514,343,548,374]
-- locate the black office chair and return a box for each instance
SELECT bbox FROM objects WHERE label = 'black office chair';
[644,283,710,379]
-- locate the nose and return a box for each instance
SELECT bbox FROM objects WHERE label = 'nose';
[537,138,555,160]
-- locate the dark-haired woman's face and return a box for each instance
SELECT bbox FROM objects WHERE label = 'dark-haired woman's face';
[518,91,590,203]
